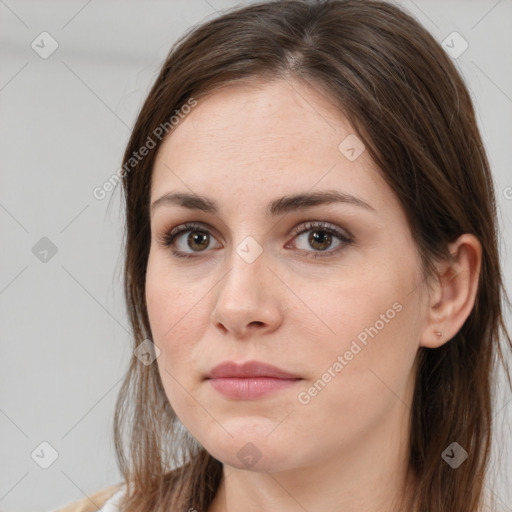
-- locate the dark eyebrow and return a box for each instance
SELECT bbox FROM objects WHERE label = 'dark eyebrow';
[150,190,376,216]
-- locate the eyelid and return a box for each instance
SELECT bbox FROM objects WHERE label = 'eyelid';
[167,221,219,240]
[289,220,352,241]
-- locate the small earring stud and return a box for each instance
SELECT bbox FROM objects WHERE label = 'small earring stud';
[434,330,442,337]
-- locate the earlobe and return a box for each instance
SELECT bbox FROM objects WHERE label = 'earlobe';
[419,234,482,349]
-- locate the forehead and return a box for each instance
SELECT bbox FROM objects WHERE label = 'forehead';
[154,78,354,167]
[150,78,391,215]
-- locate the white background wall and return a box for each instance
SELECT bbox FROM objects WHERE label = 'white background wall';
[0,0,511,510]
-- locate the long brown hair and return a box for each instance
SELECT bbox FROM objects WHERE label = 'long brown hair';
[113,1,512,510]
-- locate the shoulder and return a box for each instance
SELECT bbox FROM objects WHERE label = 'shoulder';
[50,482,125,512]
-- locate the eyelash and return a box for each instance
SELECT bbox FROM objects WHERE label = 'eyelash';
[157,221,353,260]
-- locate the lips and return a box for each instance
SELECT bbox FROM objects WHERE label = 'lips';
[205,361,302,399]
[205,360,302,400]
[206,360,301,380]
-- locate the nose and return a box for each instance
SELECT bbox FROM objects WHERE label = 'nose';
[209,248,284,339]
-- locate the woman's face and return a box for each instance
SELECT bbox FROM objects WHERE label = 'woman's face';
[146,78,428,474]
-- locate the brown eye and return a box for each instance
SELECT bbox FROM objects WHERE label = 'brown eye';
[306,230,334,251]
[158,222,221,259]
[289,221,352,258]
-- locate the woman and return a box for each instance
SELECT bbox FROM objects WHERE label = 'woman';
[54,0,512,511]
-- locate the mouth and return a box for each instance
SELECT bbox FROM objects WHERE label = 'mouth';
[205,360,303,400]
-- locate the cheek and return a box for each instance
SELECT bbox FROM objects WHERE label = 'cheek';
[145,249,193,338]
[145,255,213,388]
[293,258,415,353]
[290,285,420,453]
[145,257,191,365]
[295,253,422,397]
[145,265,207,427]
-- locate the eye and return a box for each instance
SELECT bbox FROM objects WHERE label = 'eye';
[287,221,353,259]
[157,222,220,259]
[157,220,353,259]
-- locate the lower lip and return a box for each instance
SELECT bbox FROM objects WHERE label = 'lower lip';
[207,377,301,399]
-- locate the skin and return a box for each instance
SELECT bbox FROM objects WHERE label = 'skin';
[145,78,482,512]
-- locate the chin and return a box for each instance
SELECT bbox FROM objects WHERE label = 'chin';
[201,431,300,473]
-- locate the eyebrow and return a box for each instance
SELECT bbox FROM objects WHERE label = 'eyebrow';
[150,190,376,216]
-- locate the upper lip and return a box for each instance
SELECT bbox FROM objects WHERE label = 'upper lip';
[206,360,301,379]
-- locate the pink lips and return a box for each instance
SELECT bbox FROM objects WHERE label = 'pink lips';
[206,360,302,400]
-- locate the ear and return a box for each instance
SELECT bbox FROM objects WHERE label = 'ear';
[419,234,482,348]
